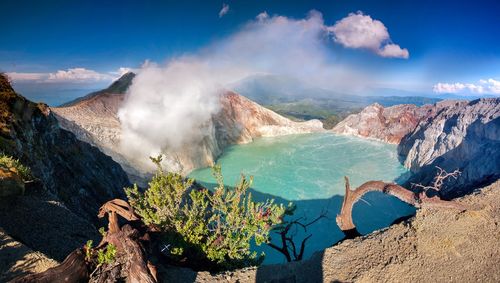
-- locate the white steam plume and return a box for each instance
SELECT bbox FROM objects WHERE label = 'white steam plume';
[117,11,374,171]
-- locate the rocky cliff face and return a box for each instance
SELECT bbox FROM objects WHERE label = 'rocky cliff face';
[399,98,500,197]
[213,91,324,150]
[333,98,500,198]
[0,73,131,262]
[0,73,130,221]
[52,73,324,179]
[331,102,441,144]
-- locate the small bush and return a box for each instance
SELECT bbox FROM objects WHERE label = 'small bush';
[98,227,107,237]
[0,153,32,181]
[84,240,93,261]
[126,156,289,270]
[97,244,117,266]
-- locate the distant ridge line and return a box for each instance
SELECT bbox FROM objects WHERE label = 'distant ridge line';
[58,72,135,107]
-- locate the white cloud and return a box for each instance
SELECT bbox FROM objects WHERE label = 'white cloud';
[6,67,134,83]
[118,10,372,171]
[256,11,269,22]
[328,12,409,59]
[377,43,409,59]
[5,72,46,81]
[109,67,137,77]
[47,68,113,82]
[219,3,229,18]
[485,78,500,93]
[433,78,500,95]
[433,82,466,93]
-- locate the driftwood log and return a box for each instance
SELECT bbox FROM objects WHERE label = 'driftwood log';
[12,199,158,283]
[336,176,466,236]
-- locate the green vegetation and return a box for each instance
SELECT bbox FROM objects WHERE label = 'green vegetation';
[98,227,107,238]
[97,244,117,266]
[0,153,33,181]
[126,155,290,270]
[321,115,344,129]
[85,240,94,261]
[266,99,359,129]
[84,239,116,276]
[266,96,440,129]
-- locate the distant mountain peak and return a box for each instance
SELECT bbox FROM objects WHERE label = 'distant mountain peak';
[59,72,136,107]
[105,72,136,94]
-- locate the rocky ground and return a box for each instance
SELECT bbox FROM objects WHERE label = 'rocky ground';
[0,228,58,282]
[0,192,100,262]
[161,180,500,282]
[2,178,499,282]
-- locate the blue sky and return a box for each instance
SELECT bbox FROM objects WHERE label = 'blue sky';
[1,0,499,105]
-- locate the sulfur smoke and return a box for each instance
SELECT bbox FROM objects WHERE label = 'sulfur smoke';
[117,11,369,171]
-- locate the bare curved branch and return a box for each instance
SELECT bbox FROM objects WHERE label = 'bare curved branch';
[14,199,157,282]
[412,166,461,192]
[336,176,466,232]
[98,198,140,221]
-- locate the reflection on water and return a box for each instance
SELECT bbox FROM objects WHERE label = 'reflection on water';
[189,133,415,264]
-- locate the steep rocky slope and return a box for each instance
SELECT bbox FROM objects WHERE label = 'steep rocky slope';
[51,77,134,176]
[162,180,500,282]
[0,73,130,221]
[332,99,499,197]
[0,73,130,262]
[399,98,500,197]
[52,73,324,179]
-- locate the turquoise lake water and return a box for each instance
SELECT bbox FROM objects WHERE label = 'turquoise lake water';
[189,133,415,264]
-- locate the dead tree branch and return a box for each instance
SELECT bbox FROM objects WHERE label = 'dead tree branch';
[97,198,140,222]
[11,249,89,283]
[336,168,466,236]
[12,199,158,283]
[412,166,461,193]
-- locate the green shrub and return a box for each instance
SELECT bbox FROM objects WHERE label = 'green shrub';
[98,227,107,237]
[126,156,289,270]
[0,153,32,181]
[97,244,117,266]
[84,240,93,261]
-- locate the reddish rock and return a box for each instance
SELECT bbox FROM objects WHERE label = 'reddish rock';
[331,103,439,144]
